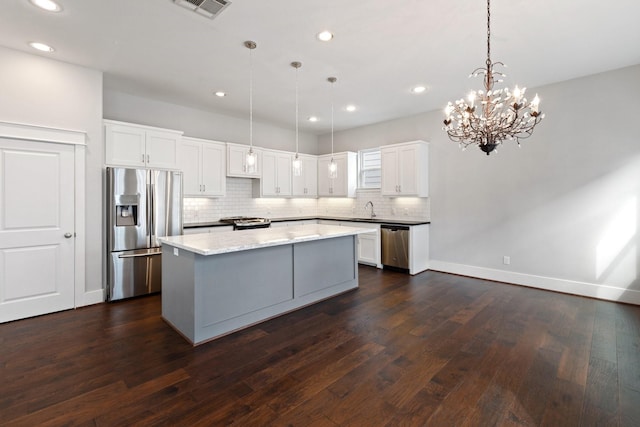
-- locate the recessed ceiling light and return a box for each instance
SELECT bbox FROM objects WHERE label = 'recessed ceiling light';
[412,86,427,94]
[308,116,318,122]
[29,42,55,52]
[317,31,334,42]
[214,91,226,97]
[345,105,356,112]
[29,0,62,12]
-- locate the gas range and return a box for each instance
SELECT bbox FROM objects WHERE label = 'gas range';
[219,216,271,230]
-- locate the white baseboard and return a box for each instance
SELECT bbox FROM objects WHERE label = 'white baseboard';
[429,260,640,305]
[77,289,105,307]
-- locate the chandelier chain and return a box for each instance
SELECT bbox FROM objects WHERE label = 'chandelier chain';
[486,0,491,64]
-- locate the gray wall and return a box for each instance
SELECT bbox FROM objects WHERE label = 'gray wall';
[104,90,319,155]
[0,46,104,297]
[320,64,640,303]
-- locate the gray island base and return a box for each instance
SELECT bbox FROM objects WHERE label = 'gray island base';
[159,224,374,345]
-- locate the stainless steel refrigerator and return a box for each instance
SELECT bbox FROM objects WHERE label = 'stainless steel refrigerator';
[106,167,182,301]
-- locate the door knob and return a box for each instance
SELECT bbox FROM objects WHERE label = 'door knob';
[64,232,73,238]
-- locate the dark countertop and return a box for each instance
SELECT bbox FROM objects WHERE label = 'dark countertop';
[184,216,430,228]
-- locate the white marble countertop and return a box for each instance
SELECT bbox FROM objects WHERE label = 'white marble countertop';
[159,224,376,256]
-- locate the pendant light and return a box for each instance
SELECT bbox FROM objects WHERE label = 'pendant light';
[245,40,258,173]
[327,77,338,179]
[291,61,302,176]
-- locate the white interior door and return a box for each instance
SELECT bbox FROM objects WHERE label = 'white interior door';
[0,139,75,323]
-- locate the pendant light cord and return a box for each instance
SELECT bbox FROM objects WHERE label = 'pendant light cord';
[249,46,253,150]
[330,79,335,157]
[295,65,299,155]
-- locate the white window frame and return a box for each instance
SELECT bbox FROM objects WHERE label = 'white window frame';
[358,148,381,189]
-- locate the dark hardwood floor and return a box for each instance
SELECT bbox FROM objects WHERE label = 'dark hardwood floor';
[2,267,640,426]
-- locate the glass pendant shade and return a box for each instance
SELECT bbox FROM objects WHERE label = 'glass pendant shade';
[328,76,338,179]
[328,158,338,179]
[246,148,257,173]
[292,154,302,176]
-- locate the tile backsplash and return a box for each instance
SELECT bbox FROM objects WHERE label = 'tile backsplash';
[183,178,430,223]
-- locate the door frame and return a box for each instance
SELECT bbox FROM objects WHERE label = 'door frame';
[0,121,87,308]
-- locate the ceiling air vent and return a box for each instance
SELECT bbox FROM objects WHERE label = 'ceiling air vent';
[173,0,231,19]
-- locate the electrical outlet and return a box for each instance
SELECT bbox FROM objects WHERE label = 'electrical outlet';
[174,248,179,257]
[503,256,510,265]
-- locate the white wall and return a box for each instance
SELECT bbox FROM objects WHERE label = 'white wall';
[103,90,319,155]
[0,46,104,301]
[322,64,640,305]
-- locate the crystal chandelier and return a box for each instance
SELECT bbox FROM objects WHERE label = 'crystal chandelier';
[443,0,544,155]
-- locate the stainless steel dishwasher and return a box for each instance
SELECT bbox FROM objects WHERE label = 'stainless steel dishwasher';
[381,225,410,271]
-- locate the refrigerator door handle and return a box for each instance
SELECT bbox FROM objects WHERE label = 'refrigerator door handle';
[118,252,161,259]
[149,182,155,245]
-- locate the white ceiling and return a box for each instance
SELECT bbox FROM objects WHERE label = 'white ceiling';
[1,0,639,135]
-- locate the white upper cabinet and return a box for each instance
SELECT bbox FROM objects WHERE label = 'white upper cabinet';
[227,142,261,178]
[317,152,357,197]
[180,137,226,197]
[104,120,182,169]
[253,149,292,197]
[381,141,429,197]
[292,154,317,197]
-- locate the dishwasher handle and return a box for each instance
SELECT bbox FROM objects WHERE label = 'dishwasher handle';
[380,224,410,231]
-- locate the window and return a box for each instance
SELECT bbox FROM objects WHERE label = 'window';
[358,148,381,189]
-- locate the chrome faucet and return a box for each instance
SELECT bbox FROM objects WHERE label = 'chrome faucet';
[364,201,376,219]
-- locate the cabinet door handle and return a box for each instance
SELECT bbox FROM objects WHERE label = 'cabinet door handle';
[142,154,145,163]
[203,184,206,192]
[398,185,401,193]
[147,154,150,163]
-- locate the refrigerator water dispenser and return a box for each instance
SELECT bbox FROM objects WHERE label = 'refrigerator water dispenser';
[114,194,140,226]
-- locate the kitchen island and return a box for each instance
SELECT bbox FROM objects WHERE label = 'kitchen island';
[158,224,374,345]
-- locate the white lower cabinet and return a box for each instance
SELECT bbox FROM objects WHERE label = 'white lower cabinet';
[408,224,430,275]
[318,220,381,267]
[357,231,379,266]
